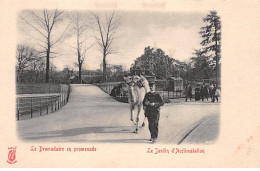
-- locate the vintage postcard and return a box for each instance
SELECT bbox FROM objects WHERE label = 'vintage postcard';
[0,0,259,168]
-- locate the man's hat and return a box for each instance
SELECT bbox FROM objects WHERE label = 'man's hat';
[149,81,156,87]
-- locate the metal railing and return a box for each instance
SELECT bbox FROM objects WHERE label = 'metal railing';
[94,82,129,103]
[16,84,70,120]
[94,82,125,94]
[155,80,184,100]
[94,81,184,102]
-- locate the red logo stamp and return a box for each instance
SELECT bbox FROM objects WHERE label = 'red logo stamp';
[7,147,17,164]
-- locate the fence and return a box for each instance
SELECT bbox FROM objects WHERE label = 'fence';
[94,82,122,95]
[155,80,184,100]
[16,84,70,120]
[94,81,185,102]
[187,78,221,86]
[16,83,61,94]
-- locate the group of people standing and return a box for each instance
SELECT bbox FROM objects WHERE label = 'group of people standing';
[185,82,221,102]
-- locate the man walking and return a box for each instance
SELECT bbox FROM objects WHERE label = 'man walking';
[143,81,164,142]
[195,84,201,101]
[185,83,192,102]
[211,84,217,102]
[201,83,209,101]
[209,83,214,102]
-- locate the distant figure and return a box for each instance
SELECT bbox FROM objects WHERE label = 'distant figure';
[110,83,124,97]
[209,83,214,102]
[143,81,164,142]
[116,83,123,97]
[110,86,117,97]
[200,83,209,101]
[185,83,192,102]
[215,87,221,102]
[211,84,217,102]
[195,84,201,101]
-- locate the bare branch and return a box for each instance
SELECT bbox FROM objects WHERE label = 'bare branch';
[94,14,106,47]
[81,43,94,63]
[95,36,104,48]
[65,43,77,50]
[105,12,114,47]
[43,9,50,31]
[106,48,120,56]
[82,43,94,56]
[79,38,87,45]
[50,21,71,46]
[55,10,64,19]
[106,37,114,50]
[29,11,48,32]
[50,9,64,32]
[23,31,47,44]
[20,15,47,38]
[37,42,48,50]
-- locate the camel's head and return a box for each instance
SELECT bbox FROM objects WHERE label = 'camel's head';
[124,75,141,87]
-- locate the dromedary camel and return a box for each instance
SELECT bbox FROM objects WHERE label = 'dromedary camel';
[124,74,150,133]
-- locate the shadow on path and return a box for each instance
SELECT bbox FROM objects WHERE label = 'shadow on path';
[22,126,134,140]
[81,138,151,144]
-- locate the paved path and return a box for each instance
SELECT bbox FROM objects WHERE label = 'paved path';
[17,84,220,144]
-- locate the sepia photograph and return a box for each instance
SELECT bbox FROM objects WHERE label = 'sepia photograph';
[16,9,221,144]
[0,0,259,168]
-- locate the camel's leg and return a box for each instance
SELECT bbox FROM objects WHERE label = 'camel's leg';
[130,105,136,125]
[134,105,141,133]
[139,103,146,128]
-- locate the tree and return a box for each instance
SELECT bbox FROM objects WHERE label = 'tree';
[68,12,93,83]
[92,12,121,82]
[20,9,70,83]
[200,11,221,86]
[61,66,75,84]
[16,44,47,83]
[112,65,124,76]
[28,51,45,83]
[132,46,185,79]
[190,49,213,80]
[49,64,58,83]
[16,45,35,83]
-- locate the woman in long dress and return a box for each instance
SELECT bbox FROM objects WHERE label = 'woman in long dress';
[195,84,201,101]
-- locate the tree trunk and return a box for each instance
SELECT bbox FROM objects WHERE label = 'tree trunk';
[36,72,38,83]
[79,62,82,84]
[214,21,219,87]
[46,37,50,83]
[77,27,81,84]
[46,52,50,83]
[103,52,107,82]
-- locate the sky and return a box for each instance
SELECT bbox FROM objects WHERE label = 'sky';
[17,10,207,71]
